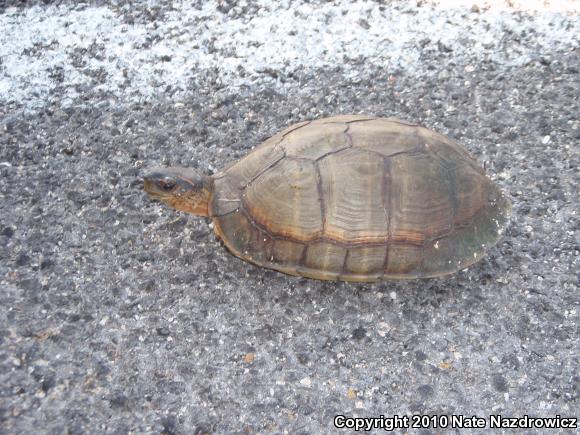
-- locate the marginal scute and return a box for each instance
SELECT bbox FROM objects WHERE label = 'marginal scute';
[243,158,323,241]
[210,175,241,216]
[283,122,350,160]
[214,210,250,248]
[338,272,383,282]
[214,210,274,265]
[303,242,347,274]
[422,235,465,276]
[389,153,454,244]
[480,190,510,243]
[319,148,389,243]
[350,118,420,156]
[345,245,387,275]
[271,239,304,266]
[385,243,423,278]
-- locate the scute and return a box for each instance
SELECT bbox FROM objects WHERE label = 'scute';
[345,245,387,275]
[243,158,323,241]
[211,174,241,216]
[389,153,454,245]
[319,148,389,243]
[418,127,479,170]
[252,120,312,152]
[422,191,508,276]
[349,118,421,156]
[218,139,284,190]
[283,122,350,160]
[450,165,487,227]
[386,243,424,278]
[303,242,347,276]
[271,239,305,266]
[213,210,274,265]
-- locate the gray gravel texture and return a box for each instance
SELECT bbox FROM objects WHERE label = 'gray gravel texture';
[0,1,578,434]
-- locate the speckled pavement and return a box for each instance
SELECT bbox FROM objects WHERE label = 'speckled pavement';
[0,1,578,433]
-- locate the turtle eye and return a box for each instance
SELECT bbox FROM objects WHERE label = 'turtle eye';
[159,179,177,191]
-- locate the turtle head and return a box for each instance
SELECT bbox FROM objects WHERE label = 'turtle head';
[143,167,212,217]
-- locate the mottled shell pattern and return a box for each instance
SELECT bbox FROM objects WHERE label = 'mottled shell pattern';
[210,115,510,282]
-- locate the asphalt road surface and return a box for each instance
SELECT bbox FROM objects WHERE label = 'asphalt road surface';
[0,1,578,433]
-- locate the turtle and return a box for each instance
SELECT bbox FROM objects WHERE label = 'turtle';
[143,115,511,282]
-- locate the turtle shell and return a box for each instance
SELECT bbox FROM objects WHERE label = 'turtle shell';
[209,115,510,281]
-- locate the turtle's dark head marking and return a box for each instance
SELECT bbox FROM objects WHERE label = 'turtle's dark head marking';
[143,167,212,217]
